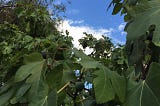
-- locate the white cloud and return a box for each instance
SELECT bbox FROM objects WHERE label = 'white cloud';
[121,31,127,36]
[58,19,115,54]
[68,20,84,25]
[84,47,94,55]
[118,22,127,37]
[118,23,125,31]
[58,20,113,49]
[58,19,128,54]
[66,9,79,15]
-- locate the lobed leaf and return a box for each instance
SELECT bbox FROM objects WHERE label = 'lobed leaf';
[93,65,126,103]
[23,52,43,64]
[126,0,160,46]
[0,89,15,106]
[14,53,48,105]
[93,66,115,103]
[123,62,160,106]
[73,48,99,69]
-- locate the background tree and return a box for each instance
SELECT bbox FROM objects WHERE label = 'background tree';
[0,0,127,105]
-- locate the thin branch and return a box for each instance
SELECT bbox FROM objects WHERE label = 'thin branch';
[57,82,70,94]
[0,5,16,9]
[76,96,90,103]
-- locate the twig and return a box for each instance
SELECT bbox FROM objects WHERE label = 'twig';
[0,5,16,9]
[57,82,70,94]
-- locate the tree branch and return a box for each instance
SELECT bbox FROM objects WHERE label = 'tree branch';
[0,5,16,9]
[57,82,70,94]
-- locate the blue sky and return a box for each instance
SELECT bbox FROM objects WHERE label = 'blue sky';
[65,0,123,28]
[57,0,126,50]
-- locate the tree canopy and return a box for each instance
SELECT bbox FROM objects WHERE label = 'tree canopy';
[0,0,160,106]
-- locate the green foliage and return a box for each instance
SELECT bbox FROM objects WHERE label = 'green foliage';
[79,32,113,59]
[124,62,160,106]
[73,48,126,104]
[109,0,160,106]
[93,65,126,103]
[14,53,44,82]
[112,3,122,15]
[126,0,160,46]
[73,48,100,69]
[1,0,160,105]
[47,90,57,106]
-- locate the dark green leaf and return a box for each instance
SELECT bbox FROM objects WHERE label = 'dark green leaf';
[93,65,126,103]
[93,66,114,103]
[46,64,63,89]
[61,62,76,84]
[110,72,126,102]
[73,48,99,69]
[126,0,160,46]
[112,3,122,15]
[28,74,49,106]
[14,61,44,82]
[0,89,15,106]
[10,84,31,104]
[23,52,43,64]
[124,62,160,106]
[47,90,57,106]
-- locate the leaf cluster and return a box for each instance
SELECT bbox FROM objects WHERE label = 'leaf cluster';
[109,0,160,105]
